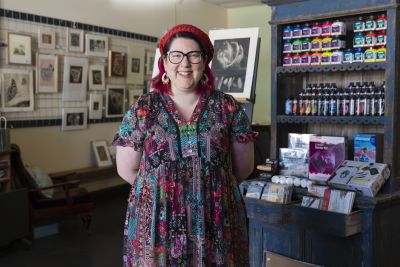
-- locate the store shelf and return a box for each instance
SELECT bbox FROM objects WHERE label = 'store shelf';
[276,115,385,125]
[245,197,295,225]
[277,62,387,74]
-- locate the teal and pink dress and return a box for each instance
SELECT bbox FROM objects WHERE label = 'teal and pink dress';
[113,90,256,267]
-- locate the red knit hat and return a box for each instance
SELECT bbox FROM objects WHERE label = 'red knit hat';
[159,24,214,63]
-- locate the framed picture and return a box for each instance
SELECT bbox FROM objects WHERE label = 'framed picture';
[67,28,84,52]
[108,50,126,77]
[209,27,259,100]
[89,93,103,119]
[126,46,145,84]
[85,34,108,57]
[62,107,87,131]
[0,69,34,112]
[127,88,142,109]
[38,28,56,50]
[36,53,58,93]
[106,85,125,118]
[91,140,113,167]
[88,65,105,90]
[145,50,156,75]
[7,32,32,65]
[62,56,88,101]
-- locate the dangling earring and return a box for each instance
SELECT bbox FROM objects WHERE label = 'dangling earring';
[162,73,170,85]
[200,73,209,86]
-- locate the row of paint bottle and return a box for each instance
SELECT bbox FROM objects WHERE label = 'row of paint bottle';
[285,82,385,116]
[283,20,346,40]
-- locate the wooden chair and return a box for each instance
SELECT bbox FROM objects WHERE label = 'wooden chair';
[10,144,93,232]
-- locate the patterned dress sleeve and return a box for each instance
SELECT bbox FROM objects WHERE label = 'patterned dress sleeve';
[112,97,147,152]
[225,95,258,144]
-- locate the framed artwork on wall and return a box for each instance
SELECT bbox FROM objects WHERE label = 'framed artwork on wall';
[88,65,105,90]
[145,50,156,75]
[89,93,103,119]
[62,107,87,131]
[36,53,58,93]
[85,34,108,57]
[209,27,259,100]
[0,69,34,112]
[38,28,56,50]
[67,28,84,52]
[127,88,143,110]
[108,50,126,77]
[126,46,145,84]
[106,85,125,118]
[7,32,32,65]
[91,140,113,167]
[62,56,88,101]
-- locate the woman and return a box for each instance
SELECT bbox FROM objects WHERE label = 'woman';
[113,24,256,267]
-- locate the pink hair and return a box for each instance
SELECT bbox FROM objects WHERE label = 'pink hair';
[151,57,215,95]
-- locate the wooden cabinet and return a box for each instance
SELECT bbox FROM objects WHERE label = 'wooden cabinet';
[244,1,400,266]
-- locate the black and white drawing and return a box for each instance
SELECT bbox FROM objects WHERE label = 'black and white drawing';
[62,107,87,131]
[1,69,34,112]
[62,56,88,101]
[209,28,259,100]
[67,29,84,52]
[106,86,125,117]
[85,34,108,57]
[88,65,105,90]
[126,46,145,85]
[89,93,103,119]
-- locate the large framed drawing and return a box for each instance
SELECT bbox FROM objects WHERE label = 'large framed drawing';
[106,85,125,118]
[62,107,87,131]
[88,65,105,90]
[36,53,58,93]
[209,27,259,100]
[67,28,84,52]
[0,69,34,112]
[126,46,145,84]
[7,32,32,65]
[89,93,103,119]
[108,50,126,77]
[38,28,56,50]
[85,34,108,57]
[62,56,88,101]
[91,140,113,167]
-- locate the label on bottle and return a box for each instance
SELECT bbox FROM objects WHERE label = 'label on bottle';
[322,25,331,35]
[350,99,356,116]
[354,36,364,47]
[377,51,386,61]
[283,29,292,39]
[330,100,337,115]
[301,42,310,51]
[364,36,376,46]
[283,42,292,53]
[354,21,364,31]
[376,19,387,29]
[365,20,376,30]
[343,99,350,116]
[285,99,293,115]
[344,52,353,63]
[293,28,302,37]
[377,35,386,45]
[302,28,311,37]
[311,26,322,36]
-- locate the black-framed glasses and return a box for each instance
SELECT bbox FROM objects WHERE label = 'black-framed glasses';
[166,50,203,64]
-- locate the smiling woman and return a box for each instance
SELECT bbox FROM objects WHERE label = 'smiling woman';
[113,24,257,267]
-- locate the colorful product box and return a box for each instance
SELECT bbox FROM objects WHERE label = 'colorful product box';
[309,136,346,182]
[354,134,383,163]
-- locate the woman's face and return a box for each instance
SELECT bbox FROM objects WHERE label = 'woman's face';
[163,37,205,93]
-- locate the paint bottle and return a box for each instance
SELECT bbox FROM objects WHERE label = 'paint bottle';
[311,22,322,37]
[292,53,301,65]
[353,32,365,48]
[321,37,332,51]
[311,37,322,51]
[283,39,292,53]
[354,16,365,32]
[283,25,293,40]
[331,50,343,64]
[331,20,346,36]
[364,31,377,47]
[292,24,302,38]
[364,15,376,31]
[331,37,346,50]
[301,52,312,65]
[353,48,364,63]
[343,49,354,63]
[310,52,322,65]
[321,21,332,36]
[292,39,302,53]
[283,54,292,66]
[301,38,311,52]
[376,47,387,62]
[376,30,387,46]
[302,23,312,37]
[364,48,377,62]
[285,97,293,115]
[321,51,332,65]
[376,14,387,30]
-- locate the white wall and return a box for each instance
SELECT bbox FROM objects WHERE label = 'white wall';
[2,0,227,173]
[227,5,271,125]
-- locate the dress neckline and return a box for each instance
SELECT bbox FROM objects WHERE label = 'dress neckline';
[161,92,208,125]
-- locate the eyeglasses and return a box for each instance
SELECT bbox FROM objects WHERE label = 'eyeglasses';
[166,50,203,64]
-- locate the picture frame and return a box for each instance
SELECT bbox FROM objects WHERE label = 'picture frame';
[62,107,87,131]
[7,32,32,65]
[91,140,113,167]
[106,85,125,118]
[85,34,108,57]
[89,93,103,119]
[209,27,259,100]
[0,69,34,112]
[67,28,84,52]
[108,50,126,77]
[126,46,145,84]
[62,56,88,101]
[36,53,58,93]
[38,28,56,50]
[145,50,156,75]
[88,64,105,90]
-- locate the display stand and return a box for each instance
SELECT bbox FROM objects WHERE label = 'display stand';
[245,1,400,266]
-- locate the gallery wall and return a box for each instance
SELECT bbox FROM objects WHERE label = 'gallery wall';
[1,0,271,173]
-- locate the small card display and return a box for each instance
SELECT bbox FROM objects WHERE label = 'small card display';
[321,189,356,214]
[261,182,293,204]
[245,181,266,199]
[288,133,315,150]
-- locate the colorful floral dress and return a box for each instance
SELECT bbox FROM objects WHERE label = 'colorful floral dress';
[113,90,256,267]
